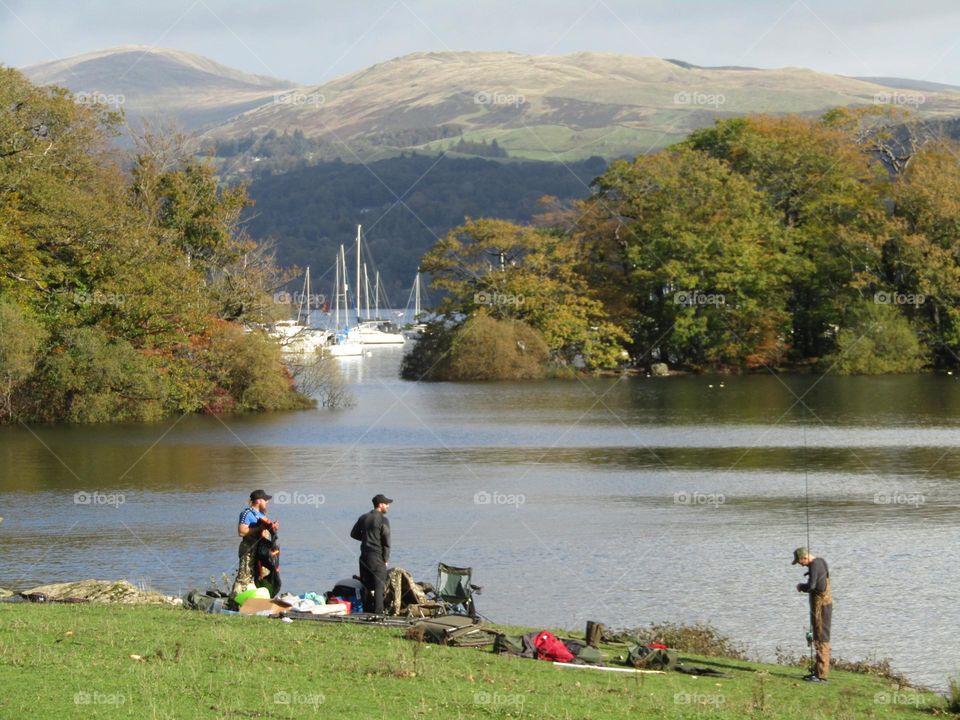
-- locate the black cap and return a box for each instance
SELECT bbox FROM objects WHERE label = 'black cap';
[372,493,393,506]
[250,489,272,501]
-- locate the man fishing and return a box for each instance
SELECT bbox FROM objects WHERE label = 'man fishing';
[793,547,832,683]
[231,489,278,599]
[351,494,392,614]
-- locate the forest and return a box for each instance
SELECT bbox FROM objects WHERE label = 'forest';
[0,68,310,423]
[404,109,960,379]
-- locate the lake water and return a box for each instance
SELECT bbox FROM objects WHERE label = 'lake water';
[2,342,959,689]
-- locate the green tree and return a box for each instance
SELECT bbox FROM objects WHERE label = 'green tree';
[402,312,550,381]
[0,300,46,419]
[825,301,926,375]
[579,146,796,369]
[889,139,960,364]
[0,69,313,423]
[688,115,890,359]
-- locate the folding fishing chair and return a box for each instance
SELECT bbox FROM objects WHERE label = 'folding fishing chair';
[435,562,482,617]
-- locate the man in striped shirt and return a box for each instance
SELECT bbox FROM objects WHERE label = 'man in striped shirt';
[231,490,277,599]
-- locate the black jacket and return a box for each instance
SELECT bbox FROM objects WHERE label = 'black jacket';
[350,510,390,563]
[799,557,829,596]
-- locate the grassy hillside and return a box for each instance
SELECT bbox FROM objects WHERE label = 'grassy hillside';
[207,51,960,162]
[0,604,945,719]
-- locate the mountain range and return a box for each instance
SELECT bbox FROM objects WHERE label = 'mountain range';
[19,47,960,163]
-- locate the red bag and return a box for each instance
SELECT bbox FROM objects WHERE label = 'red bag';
[533,631,575,663]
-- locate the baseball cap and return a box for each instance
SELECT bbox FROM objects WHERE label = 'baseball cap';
[250,489,272,501]
[372,493,393,506]
[792,547,810,565]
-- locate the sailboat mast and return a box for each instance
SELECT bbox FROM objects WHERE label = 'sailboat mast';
[414,269,421,319]
[363,264,370,320]
[340,244,348,329]
[334,253,340,328]
[375,271,380,319]
[305,267,311,326]
[355,225,362,325]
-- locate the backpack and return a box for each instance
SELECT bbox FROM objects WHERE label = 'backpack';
[626,643,678,671]
[533,631,575,663]
[254,528,281,597]
[384,567,430,616]
[406,615,498,648]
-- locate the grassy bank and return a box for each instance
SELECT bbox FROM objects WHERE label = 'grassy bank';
[0,604,945,719]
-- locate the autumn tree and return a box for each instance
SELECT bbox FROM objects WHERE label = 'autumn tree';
[577,146,796,369]
[420,218,628,370]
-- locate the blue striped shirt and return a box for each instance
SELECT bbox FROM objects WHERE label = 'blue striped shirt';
[239,506,266,527]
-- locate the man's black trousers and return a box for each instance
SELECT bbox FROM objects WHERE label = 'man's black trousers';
[359,553,387,614]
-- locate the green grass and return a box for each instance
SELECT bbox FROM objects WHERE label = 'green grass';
[0,604,946,719]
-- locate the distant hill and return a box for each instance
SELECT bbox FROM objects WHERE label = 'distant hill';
[854,76,960,93]
[206,51,960,165]
[18,47,960,165]
[20,46,295,131]
[244,155,608,299]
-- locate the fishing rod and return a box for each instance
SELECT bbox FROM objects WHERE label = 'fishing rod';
[803,424,814,667]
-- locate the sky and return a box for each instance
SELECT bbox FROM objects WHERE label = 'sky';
[3,0,960,86]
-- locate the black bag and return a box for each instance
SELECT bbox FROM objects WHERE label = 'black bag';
[183,589,224,612]
[626,644,677,671]
[329,577,366,612]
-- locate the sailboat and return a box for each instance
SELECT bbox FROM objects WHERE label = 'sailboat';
[269,267,329,354]
[324,245,363,357]
[349,225,406,346]
[403,269,428,339]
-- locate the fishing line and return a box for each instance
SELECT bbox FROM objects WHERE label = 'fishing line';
[803,423,814,666]
[804,425,811,551]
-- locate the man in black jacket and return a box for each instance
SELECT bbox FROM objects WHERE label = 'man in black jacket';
[351,494,392,614]
[793,547,832,682]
